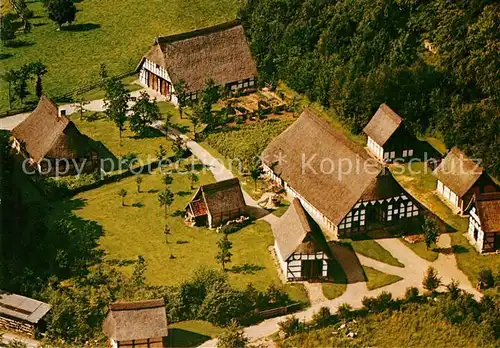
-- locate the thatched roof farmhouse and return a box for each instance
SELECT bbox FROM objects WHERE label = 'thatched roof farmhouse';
[467,192,500,253]
[137,21,258,105]
[103,299,168,348]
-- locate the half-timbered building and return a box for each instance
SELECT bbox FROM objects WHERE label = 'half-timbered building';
[103,299,169,348]
[136,21,258,105]
[11,96,98,175]
[363,104,420,162]
[433,147,498,214]
[0,291,51,338]
[262,109,420,240]
[273,199,331,281]
[466,192,500,253]
[185,178,247,228]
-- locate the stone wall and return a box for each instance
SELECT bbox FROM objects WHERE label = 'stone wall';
[0,315,35,337]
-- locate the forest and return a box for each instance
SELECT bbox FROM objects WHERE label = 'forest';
[240,0,499,176]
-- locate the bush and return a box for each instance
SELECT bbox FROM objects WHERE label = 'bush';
[336,303,352,320]
[216,321,248,348]
[439,292,480,325]
[422,266,441,293]
[362,292,394,313]
[198,282,250,326]
[445,279,462,299]
[478,268,494,289]
[311,307,332,328]
[404,286,420,302]
[278,315,303,338]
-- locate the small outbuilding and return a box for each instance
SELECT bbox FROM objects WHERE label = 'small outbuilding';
[433,147,498,214]
[11,95,98,175]
[137,20,258,105]
[273,199,331,281]
[0,291,51,338]
[103,299,169,348]
[467,192,500,253]
[363,104,420,162]
[185,178,247,228]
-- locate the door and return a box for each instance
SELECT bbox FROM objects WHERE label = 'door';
[301,259,322,280]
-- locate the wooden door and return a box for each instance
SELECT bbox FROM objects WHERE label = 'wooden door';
[301,259,322,280]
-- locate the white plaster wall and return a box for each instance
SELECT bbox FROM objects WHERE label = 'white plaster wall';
[274,240,288,279]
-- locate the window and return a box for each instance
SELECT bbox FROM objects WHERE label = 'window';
[390,151,396,159]
[384,152,389,160]
[403,150,408,157]
[249,79,255,87]
[408,149,414,156]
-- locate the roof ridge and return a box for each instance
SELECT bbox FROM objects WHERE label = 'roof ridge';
[109,299,165,311]
[157,20,241,45]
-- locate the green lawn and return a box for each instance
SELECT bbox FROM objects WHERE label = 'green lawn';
[391,162,500,290]
[401,239,439,262]
[169,320,222,347]
[363,266,403,291]
[347,238,404,268]
[78,75,143,101]
[272,201,290,217]
[322,259,347,300]
[0,0,240,111]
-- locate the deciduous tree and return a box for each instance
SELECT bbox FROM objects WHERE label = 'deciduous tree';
[129,91,162,136]
[118,188,127,207]
[173,80,188,119]
[423,216,439,250]
[216,234,233,271]
[29,61,48,98]
[103,77,130,145]
[158,188,174,217]
[47,0,77,30]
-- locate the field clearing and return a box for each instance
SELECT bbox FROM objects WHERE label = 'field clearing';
[0,0,241,111]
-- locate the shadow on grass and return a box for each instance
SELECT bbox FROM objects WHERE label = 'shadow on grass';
[176,190,192,197]
[5,40,34,48]
[148,189,160,194]
[176,240,189,245]
[130,127,164,139]
[0,53,13,60]
[229,263,264,274]
[106,258,136,267]
[171,124,190,134]
[65,23,101,32]
[172,210,185,217]
[167,329,211,348]
[132,202,145,208]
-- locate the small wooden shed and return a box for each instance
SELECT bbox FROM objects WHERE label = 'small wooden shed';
[467,192,500,253]
[102,299,169,348]
[0,291,51,338]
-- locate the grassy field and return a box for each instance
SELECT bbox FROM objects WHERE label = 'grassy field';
[277,302,496,348]
[347,238,404,268]
[272,201,290,217]
[391,162,500,288]
[401,239,439,262]
[0,0,240,111]
[169,320,223,347]
[322,259,348,300]
[363,266,403,290]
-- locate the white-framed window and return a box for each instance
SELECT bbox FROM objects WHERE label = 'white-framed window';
[403,150,408,157]
[249,79,255,87]
[384,152,390,160]
[390,151,396,159]
[437,180,444,193]
[408,149,414,156]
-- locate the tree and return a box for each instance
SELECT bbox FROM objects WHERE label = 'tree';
[173,80,189,119]
[29,61,48,98]
[129,91,162,136]
[422,266,441,293]
[190,102,203,139]
[158,189,174,218]
[423,216,439,250]
[103,77,130,146]
[171,135,187,160]
[162,174,173,187]
[0,14,16,45]
[155,144,167,162]
[161,112,173,139]
[216,320,248,348]
[216,234,233,271]
[187,171,199,189]
[249,163,263,192]
[118,188,128,207]
[74,95,89,121]
[47,0,77,30]
[163,224,171,244]
[99,63,108,80]
[135,176,143,193]
[1,69,17,109]
[13,65,31,106]
[131,255,146,286]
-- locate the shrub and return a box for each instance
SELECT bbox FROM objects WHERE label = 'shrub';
[478,268,494,289]
[216,320,248,348]
[311,307,332,328]
[198,283,250,326]
[362,292,394,313]
[336,303,352,320]
[445,279,462,299]
[439,292,480,325]
[422,266,441,293]
[266,283,291,307]
[404,286,420,302]
[278,315,303,338]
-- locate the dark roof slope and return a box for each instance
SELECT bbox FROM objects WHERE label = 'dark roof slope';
[102,299,168,341]
[433,147,484,197]
[273,199,330,260]
[187,178,246,217]
[475,192,500,233]
[0,291,51,324]
[143,21,258,92]
[363,104,403,146]
[262,109,404,225]
[11,96,92,163]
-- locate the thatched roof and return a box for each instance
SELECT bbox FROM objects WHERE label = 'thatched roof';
[187,178,246,217]
[0,291,51,324]
[102,299,168,342]
[141,21,258,93]
[11,96,93,163]
[474,192,500,233]
[363,104,403,146]
[433,147,484,197]
[262,109,405,225]
[273,199,331,260]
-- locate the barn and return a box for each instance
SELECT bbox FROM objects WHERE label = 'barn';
[363,104,420,162]
[433,147,498,214]
[136,21,258,105]
[11,96,98,175]
[262,108,420,240]
[273,199,331,281]
[185,178,247,228]
[466,192,500,253]
[103,299,169,348]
